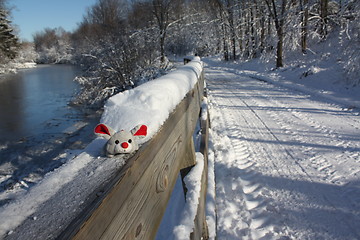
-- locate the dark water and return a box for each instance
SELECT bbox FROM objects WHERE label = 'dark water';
[0,65,100,197]
[0,65,80,142]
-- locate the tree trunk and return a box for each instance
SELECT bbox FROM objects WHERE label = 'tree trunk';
[237,0,243,54]
[227,0,236,60]
[215,0,229,61]
[265,0,287,68]
[301,0,309,53]
[260,12,265,53]
[152,0,171,64]
[222,23,229,61]
[277,0,286,68]
[320,0,328,39]
[250,2,256,58]
[160,30,166,63]
[276,26,284,68]
[245,6,250,57]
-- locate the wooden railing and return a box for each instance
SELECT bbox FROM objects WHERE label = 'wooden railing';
[59,61,209,240]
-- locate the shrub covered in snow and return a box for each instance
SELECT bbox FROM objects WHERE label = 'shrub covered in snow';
[33,27,73,64]
[341,0,360,86]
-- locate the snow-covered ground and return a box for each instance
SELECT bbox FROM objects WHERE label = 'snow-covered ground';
[205,57,360,239]
[0,62,36,74]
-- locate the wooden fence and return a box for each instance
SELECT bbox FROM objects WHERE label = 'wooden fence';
[59,61,209,240]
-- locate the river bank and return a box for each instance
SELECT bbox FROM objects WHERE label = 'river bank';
[0,62,37,74]
[0,65,102,207]
[0,108,102,206]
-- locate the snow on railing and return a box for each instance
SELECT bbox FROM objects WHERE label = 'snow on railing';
[100,56,203,141]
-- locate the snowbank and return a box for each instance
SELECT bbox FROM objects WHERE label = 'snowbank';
[173,152,204,240]
[206,131,217,240]
[0,57,203,239]
[0,62,36,74]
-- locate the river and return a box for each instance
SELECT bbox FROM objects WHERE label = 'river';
[0,65,100,201]
[0,65,81,142]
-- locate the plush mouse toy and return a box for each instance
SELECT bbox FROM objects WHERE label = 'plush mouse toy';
[94,123,148,157]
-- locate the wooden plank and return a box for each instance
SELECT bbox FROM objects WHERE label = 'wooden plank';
[59,72,204,240]
[191,109,210,240]
[101,110,198,240]
[180,136,197,170]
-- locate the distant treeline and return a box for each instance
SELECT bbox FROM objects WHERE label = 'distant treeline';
[2,0,360,104]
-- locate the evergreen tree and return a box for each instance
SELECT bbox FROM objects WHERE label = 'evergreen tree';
[0,7,18,63]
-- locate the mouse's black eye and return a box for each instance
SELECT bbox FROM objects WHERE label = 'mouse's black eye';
[115,140,120,144]
[128,139,132,143]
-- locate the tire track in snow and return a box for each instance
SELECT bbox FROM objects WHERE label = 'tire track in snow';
[225,121,276,238]
[208,72,298,239]
[242,81,360,187]
[238,75,360,220]
[249,96,342,184]
[209,102,276,239]
[206,65,360,240]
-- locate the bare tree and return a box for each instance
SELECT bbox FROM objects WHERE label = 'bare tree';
[85,0,128,34]
[264,0,288,68]
[211,0,236,60]
[152,0,175,63]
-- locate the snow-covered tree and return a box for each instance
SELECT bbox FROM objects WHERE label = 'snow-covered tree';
[163,0,220,57]
[33,27,73,63]
[341,0,360,85]
[263,0,289,68]
[152,0,182,63]
[71,0,168,106]
[15,41,37,63]
[0,4,18,63]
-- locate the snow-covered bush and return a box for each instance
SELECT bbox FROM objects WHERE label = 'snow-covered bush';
[71,29,168,106]
[33,27,73,64]
[71,37,135,106]
[70,0,171,106]
[14,41,37,63]
[341,0,360,86]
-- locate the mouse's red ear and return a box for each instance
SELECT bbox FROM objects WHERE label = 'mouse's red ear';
[132,125,147,137]
[95,124,111,135]
[95,124,114,140]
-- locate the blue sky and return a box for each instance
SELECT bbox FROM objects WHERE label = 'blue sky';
[10,0,98,41]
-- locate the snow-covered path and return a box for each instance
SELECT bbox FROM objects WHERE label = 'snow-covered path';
[205,61,360,239]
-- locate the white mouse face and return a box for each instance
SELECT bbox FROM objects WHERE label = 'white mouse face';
[94,123,148,157]
[106,131,138,155]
